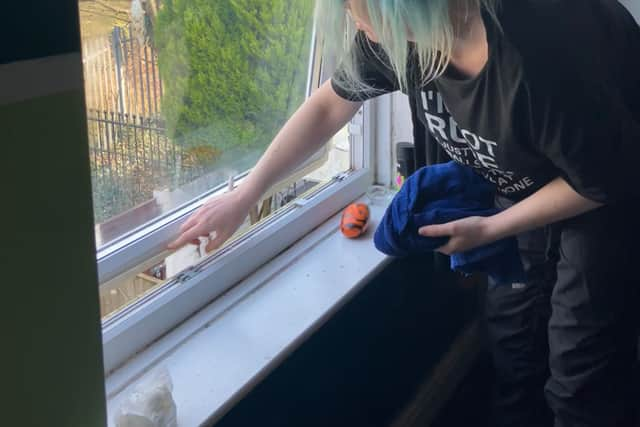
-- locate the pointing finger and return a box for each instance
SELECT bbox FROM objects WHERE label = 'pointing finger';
[179,213,200,233]
[419,223,452,237]
[169,224,203,250]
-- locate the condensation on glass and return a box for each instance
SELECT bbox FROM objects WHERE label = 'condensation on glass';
[78,0,350,319]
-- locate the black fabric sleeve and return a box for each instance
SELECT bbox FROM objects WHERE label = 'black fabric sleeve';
[506,0,640,203]
[622,2,640,117]
[331,32,399,102]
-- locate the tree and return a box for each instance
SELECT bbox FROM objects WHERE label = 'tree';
[155,0,314,168]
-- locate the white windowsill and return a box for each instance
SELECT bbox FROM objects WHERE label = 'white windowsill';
[105,194,393,427]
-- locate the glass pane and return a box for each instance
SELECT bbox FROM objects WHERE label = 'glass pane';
[98,132,350,320]
[78,0,316,248]
[78,1,352,319]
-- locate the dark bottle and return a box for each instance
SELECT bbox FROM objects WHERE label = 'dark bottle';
[395,141,415,188]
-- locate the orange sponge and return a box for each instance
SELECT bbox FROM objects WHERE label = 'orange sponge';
[340,203,370,238]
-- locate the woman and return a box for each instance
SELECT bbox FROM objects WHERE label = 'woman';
[170,1,640,425]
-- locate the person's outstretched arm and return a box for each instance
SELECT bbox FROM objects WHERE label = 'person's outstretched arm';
[169,80,363,251]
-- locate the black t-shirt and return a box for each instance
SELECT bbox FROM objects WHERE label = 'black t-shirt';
[332,0,640,202]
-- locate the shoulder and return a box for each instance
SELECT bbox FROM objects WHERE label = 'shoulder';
[499,0,634,28]
[331,32,400,101]
[498,0,636,86]
[498,0,637,53]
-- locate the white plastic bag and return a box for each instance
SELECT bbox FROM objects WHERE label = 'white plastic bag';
[115,368,178,427]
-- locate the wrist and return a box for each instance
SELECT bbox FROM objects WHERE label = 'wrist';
[482,213,507,242]
[234,182,261,209]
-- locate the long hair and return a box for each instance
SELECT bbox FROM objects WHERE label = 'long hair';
[315,0,500,95]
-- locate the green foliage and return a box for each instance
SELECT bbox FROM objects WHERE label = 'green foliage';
[155,0,314,158]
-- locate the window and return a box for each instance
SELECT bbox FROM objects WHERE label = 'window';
[79,1,373,372]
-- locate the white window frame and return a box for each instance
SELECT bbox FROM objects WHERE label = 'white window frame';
[99,25,377,373]
[97,23,327,285]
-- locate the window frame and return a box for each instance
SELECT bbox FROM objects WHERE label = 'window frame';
[100,26,378,373]
[97,23,327,285]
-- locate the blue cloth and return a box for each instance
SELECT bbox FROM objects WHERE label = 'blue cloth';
[374,161,525,285]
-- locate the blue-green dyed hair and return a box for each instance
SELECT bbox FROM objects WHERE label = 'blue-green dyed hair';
[315,0,500,94]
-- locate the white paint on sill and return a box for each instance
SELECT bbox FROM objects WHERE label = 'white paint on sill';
[105,195,393,427]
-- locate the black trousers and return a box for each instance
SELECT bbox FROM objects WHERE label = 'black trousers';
[487,200,640,427]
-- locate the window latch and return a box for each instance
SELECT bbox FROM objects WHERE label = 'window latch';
[292,198,310,207]
[333,171,350,182]
[174,266,200,284]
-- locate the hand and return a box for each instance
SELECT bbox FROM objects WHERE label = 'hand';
[168,188,254,253]
[418,216,498,255]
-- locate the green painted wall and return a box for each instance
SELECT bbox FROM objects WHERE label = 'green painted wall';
[1,3,107,427]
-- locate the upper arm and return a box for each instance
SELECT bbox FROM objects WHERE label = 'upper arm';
[317,79,363,122]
